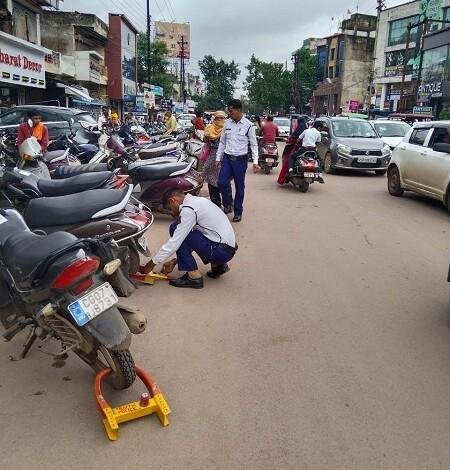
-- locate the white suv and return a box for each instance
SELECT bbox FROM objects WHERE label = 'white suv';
[387,121,450,213]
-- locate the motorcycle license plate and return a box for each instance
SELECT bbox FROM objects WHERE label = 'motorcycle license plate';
[265,158,275,163]
[304,172,315,178]
[357,156,377,163]
[68,283,118,326]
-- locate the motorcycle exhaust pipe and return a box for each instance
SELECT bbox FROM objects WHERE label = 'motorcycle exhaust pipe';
[117,303,147,335]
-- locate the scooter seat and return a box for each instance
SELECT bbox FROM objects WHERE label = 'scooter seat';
[24,187,130,229]
[37,171,113,197]
[128,161,190,182]
[4,229,78,283]
[52,163,110,179]
[43,149,66,163]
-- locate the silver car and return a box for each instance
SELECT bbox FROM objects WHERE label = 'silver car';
[274,117,291,140]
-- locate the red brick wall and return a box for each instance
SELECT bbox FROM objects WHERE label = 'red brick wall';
[105,14,123,100]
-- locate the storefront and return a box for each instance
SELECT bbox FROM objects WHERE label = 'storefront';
[417,26,450,118]
[0,31,49,107]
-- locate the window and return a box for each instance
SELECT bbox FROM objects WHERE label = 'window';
[330,48,336,60]
[0,110,26,125]
[12,2,38,44]
[428,127,450,147]
[421,44,449,84]
[409,128,430,146]
[328,66,334,78]
[388,15,419,46]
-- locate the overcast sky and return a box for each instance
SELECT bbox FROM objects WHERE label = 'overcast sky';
[64,0,408,90]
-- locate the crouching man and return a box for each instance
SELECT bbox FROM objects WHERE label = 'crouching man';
[144,189,238,289]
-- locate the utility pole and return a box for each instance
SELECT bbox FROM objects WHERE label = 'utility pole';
[177,35,188,103]
[291,51,300,112]
[146,0,151,85]
[399,23,412,111]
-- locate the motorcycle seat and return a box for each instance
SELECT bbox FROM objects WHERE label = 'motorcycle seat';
[43,149,67,163]
[37,171,113,197]
[4,230,78,284]
[24,186,131,229]
[52,163,110,179]
[128,161,190,182]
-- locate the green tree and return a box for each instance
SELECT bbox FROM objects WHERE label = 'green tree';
[244,55,292,114]
[198,55,240,109]
[294,48,318,112]
[137,33,175,96]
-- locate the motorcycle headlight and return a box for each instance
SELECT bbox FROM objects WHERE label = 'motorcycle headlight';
[337,143,352,156]
[381,144,391,157]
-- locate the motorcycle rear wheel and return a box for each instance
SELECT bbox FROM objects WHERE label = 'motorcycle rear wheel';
[77,347,136,390]
[264,167,271,175]
[298,181,310,193]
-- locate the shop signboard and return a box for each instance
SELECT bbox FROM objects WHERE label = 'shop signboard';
[413,106,433,114]
[348,100,359,112]
[0,32,47,89]
[418,81,443,99]
[151,85,164,97]
[144,91,155,108]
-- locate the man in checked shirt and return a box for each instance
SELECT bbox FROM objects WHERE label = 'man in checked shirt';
[215,99,259,222]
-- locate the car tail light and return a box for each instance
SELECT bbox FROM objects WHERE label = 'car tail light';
[52,257,100,290]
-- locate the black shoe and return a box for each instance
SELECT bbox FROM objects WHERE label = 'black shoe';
[169,273,204,289]
[232,215,242,222]
[207,264,230,279]
[223,206,233,214]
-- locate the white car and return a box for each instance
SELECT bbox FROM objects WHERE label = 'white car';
[177,113,196,130]
[273,117,291,140]
[369,120,411,149]
[387,121,450,212]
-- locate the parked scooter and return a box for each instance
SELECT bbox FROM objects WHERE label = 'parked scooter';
[258,142,279,174]
[127,159,204,212]
[0,208,144,389]
[286,149,323,192]
[0,179,152,273]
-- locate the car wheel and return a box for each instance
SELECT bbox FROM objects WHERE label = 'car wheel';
[375,170,387,176]
[324,153,335,174]
[387,166,404,197]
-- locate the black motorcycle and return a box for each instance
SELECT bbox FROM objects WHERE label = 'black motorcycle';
[0,208,146,389]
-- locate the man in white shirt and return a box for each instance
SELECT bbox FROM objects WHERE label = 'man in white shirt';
[144,189,238,289]
[289,121,324,183]
[215,99,259,223]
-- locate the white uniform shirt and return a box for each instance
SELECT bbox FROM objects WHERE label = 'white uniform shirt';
[98,115,108,129]
[299,128,322,147]
[216,117,259,164]
[152,194,236,265]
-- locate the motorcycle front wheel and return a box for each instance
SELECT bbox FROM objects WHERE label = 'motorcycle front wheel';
[76,346,136,390]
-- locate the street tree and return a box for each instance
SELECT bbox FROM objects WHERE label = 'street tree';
[294,48,318,112]
[137,33,175,96]
[198,55,240,110]
[244,55,292,115]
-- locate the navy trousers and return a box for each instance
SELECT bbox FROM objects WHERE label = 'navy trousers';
[170,221,236,272]
[218,155,248,216]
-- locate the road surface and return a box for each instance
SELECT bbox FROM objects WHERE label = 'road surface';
[1,165,449,470]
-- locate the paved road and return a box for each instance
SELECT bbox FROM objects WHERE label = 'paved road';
[1,165,449,470]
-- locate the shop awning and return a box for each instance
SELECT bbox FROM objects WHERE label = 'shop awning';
[72,99,106,106]
[56,83,93,101]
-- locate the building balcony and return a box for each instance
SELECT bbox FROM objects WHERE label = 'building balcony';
[62,51,107,85]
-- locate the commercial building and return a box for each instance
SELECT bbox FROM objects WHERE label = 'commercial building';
[373,0,450,113]
[105,13,138,117]
[312,13,377,116]
[302,37,327,55]
[418,25,450,116]
[40,12,108,112]
[0,0,58,108]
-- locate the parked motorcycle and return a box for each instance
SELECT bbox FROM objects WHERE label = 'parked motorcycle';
[258,142,279,174]
[287,150,323,192]
[0,208,144,389]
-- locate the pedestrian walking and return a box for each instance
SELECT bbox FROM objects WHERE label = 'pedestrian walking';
[144,189,238,289]
[202,110,227,207]
[215,99,259,222]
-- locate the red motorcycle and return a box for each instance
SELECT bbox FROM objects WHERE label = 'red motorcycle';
[288,150,322,193]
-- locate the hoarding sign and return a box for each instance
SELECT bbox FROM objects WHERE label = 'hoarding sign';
[348,100,359,112]
[413,106,433,114]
